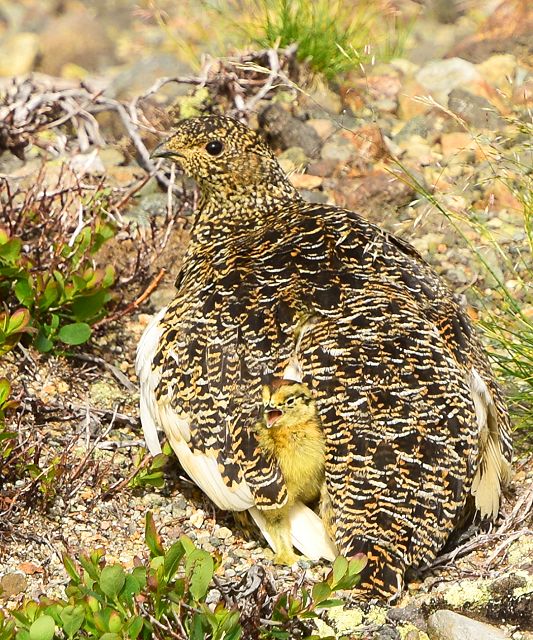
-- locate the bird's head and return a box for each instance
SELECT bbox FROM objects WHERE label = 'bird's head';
[152,115,298,202]
[261,379,316,429]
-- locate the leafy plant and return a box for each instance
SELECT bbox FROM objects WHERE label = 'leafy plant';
[0,217,115,353]
[0,513,367,640]
[128,446,171,490]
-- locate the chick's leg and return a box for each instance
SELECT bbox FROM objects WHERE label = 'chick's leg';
[262,506,299,565]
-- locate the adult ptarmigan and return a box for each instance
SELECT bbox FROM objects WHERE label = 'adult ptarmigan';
[136,115,512,599]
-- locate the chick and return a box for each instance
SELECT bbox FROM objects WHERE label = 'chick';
[255,379,326,565]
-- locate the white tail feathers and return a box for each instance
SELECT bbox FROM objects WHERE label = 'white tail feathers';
[249,503,338,561]
[469,368,512,519]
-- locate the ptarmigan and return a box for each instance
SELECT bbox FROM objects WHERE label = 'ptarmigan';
[136,115,512,599]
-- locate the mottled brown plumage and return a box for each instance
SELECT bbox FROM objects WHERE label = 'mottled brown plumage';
[136,115,512,599]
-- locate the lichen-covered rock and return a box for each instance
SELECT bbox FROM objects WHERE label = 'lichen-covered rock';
[427,609,509,640]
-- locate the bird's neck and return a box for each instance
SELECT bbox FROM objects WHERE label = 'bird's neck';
[190,176,303,244]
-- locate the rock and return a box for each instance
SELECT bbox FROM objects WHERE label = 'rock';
[512,77,533,106]
[394,115,434,144]
[427,610,509,640]
[0,572,27,597]
[289,173,323,190]
[38,10,116,76]
[440,132,476,161]
[0,32,39,75]
[448,89,506,130]
[307,158,338,178]
[278,146,309,173]
[446,0,533,63]
[341,124,388,163]
[398,78,431,119]
[109,54,194,101]
[306,118,336,141]
[476,54,518,91]
[300,81,343,115]
[332,171,415,222]
[415,58,481,104]
[320,132,356,163]
[259,104,322,158]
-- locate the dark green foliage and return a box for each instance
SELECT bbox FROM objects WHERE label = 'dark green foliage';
[0,210,116,353]
[0,514,367,640]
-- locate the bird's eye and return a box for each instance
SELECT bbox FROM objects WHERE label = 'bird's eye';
[205,140,224,156]
[285,396,296,407]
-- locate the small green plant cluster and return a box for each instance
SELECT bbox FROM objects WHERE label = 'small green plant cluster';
[128,444,172,491]
[0,513,367,640]
[0,216,115,353]
[227,0,408,80]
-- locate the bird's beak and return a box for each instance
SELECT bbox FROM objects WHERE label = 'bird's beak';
[264,406,283,429]
[150,141,183,159]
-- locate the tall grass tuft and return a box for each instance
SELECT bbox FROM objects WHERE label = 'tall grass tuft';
[391,112,532,446]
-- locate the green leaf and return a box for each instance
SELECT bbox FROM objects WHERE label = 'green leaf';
[311,581,331,603]
[145,513,165,557]
[71,291,107,321]
[185,549,214,601]
[62,555,81,583]
[14,280,33,307]
[348,553,368,575]
[35,332,54,353]
[28,615,55,640]
[38,280,60,311]
[99,565,125,599]
[331,556,348,586]
[0,238,22,264]
[314,598,344,609]
[58,322,91,345]
[163,541,185,580]
[126,616,144,640]
[59,605,85,638]
[7,308,31,334]
[0,378,11,406]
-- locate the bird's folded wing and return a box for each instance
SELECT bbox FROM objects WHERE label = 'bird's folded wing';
[136,307,255,511]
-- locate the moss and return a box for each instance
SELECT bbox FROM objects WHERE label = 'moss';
[507,535,533,567]
[89,381,123,407]
[442,579,491,608]
[398,622,430,640]
[176,87,210,119]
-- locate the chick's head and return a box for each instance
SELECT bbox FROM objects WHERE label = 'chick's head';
[262,379,316,430]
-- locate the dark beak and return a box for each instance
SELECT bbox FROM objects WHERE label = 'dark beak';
[150,141,183,159]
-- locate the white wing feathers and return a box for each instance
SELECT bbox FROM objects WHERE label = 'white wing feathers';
[249,504,338,562]
[136,308,167,456]
[469,367,512,519]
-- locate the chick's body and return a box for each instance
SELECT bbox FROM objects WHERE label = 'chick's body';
[256,380,326,564]
[137,115,512,599]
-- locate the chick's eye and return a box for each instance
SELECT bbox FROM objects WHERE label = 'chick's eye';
[205,140,224,156]
[285,396,296,407]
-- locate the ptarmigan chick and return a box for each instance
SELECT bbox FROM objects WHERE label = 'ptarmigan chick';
[255,379,326,565]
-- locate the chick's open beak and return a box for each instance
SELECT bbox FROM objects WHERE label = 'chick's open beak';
[264,407,283,428]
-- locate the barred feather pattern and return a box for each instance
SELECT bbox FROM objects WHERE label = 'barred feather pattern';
[138,116,512,599]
